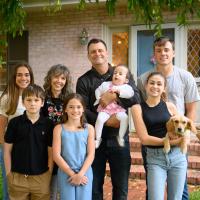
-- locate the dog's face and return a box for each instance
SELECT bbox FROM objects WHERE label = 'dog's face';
[167,115,192,135]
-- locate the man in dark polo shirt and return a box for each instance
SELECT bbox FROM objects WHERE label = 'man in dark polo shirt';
[76,38,140,200]
[4,84,54,200]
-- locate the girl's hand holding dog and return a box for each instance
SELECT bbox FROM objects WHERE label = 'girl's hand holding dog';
[168,136,183,146]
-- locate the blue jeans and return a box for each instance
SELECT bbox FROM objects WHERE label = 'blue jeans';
[0,145,9,200]
[146,147,187,200]
[142,145,189,200]
[92,139,131,200]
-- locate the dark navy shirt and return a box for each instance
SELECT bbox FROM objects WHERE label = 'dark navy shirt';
[141,100,171,148]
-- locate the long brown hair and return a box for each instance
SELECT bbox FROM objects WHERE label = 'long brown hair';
[62,93,87,128]
[43,64,72,100]
[0,62,34,115]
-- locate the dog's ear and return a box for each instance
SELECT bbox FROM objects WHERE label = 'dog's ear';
[187,119,197,134]
[166,118,175,132]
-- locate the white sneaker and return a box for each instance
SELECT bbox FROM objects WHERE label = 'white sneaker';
[117,137,125,147]
[95,139,102,149]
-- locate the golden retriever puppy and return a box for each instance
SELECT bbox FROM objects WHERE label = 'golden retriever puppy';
[164,115,197,154]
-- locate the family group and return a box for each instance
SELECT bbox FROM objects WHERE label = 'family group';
[0,36,199,200]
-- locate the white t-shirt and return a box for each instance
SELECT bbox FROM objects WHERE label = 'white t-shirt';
[0,95,25,121]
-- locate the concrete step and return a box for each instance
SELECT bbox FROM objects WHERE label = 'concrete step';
[131,152,200,170]
[106,164,200,185]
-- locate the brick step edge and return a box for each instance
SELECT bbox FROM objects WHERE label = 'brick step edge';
[131,152,200,170]
[129,137,200,156]
[106,165,200,185]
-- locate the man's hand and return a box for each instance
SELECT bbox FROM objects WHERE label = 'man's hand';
[99,91,117,108]
[105,114,120,128]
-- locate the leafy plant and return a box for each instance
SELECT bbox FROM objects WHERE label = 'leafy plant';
[0,0,200,62]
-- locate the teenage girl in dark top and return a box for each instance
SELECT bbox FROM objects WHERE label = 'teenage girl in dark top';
[42,64,72,200]
[131,72,187,200]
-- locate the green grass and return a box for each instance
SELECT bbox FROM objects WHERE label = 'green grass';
[0,170,2,199]
[190,189,200,200]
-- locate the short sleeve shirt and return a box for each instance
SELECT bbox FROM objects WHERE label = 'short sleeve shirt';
[4,112,54,175]
[137,66,200,115]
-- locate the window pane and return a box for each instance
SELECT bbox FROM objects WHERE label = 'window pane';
[187,29,200,77]
[112,32,128,66]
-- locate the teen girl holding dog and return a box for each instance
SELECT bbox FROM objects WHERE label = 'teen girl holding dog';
[131,72,187,200]
[53,93,95,200]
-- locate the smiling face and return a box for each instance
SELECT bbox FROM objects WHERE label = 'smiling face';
[51,74,67,96]
[15,66,31,91]
[64,98,84,121]
[154,41,175,68]
[112,66,129,86]
[145,74,166,98]
[88,42,108,68]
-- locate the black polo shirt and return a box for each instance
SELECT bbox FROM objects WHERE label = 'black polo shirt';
[4,112,54,175]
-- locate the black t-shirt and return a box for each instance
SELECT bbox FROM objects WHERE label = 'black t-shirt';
[141,100,171,148]
[5,112,54,175]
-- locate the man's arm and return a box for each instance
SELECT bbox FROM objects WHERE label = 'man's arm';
[185,102,197,121]
[76,78,97,125]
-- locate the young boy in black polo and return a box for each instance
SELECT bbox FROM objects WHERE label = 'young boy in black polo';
[4,84,54,200]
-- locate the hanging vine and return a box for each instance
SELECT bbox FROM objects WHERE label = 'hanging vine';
[0,0,200,64]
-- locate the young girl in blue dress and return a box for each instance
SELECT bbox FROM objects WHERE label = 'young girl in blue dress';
[53,93,95,200]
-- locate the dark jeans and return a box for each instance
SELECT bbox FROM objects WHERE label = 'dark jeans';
[141,145,189,200]
[92,139,131,200]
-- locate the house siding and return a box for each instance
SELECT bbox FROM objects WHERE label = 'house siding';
[26,5,178,87]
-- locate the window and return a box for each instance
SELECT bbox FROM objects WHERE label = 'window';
[112,31,129,66]
[187,29,200,80]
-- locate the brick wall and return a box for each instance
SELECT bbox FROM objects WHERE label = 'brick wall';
[26,5,138,88]
[26,5,178,87]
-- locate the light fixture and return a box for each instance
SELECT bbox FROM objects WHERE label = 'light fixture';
[79,28,89,45]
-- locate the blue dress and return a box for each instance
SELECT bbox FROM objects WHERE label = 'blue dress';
[57,124,93,200]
